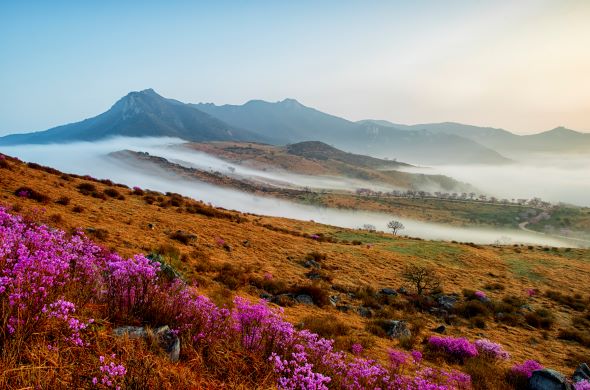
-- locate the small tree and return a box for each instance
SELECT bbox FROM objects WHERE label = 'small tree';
[387,220,405,235]
[362,224,376,232]
[402,265,441,295]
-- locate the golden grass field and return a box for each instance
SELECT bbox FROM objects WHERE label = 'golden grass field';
[1,155,589,380]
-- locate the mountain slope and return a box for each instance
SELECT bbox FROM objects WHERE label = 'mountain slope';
[0,89,268,145]
[362,120,590,156]
[194,100,511,165]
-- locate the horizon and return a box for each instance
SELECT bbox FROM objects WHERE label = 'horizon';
[1,1,590,135]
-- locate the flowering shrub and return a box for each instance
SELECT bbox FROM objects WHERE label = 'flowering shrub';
[510,359,543,378]
[474,339,510,360]
[351,343,363,356]
[474,291,487,301]
[93,354,127,389]
[428,336,478,361]
[574,380,590,390]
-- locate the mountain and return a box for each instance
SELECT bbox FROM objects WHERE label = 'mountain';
[194,100,511,165]
[362,120,590,157]
[0,89,267,145]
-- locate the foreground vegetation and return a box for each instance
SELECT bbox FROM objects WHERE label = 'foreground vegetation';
[1,153,589,388]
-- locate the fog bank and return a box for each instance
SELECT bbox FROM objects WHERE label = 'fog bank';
[1,137,583,247]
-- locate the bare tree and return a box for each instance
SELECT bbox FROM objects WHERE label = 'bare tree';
[402,265,442,295]
[387,220,405,235]
[362,224,376,232]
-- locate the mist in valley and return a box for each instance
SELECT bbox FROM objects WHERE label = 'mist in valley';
[402,154,590,207]
[1,137,584,247]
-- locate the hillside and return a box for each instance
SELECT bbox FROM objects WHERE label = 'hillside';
[182,141,476,193]
[0,89,268,145]
[1,153,589,389]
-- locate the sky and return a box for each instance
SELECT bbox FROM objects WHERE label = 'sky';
[1,0,589,135]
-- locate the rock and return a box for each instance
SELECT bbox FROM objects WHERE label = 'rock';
[272,294,296,307]
[397,287,408,295]
[304,259,321,268]
[379,288,398,296]
[336,305,352,313]
[529,369,572,390]
[113,326,146,339]
[295,294,314,305]
[433,325,446,334]
[113,325,180,362]
[259,292,273,300]
[357,306,373,318]
[437,295,458,310]
[155,326,180,363]
[382,320,411,339]
[223,243,231,252]
[329,295,339,307]
[242,240,250,247]
[306,271,322,280]
[147,223,155,229]
[573,363,590,383]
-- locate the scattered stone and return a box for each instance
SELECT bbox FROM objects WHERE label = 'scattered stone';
[379,288,398,296]
[529,369,572,390]
[433,325,446,334]
[304,259,321,268]
[382,320,411,338]
[113,325,180,362]
[223,243,231,252]
[147,223,155,229]
[437,295,458,310]
[397,287,408,295]
[259,292,273,300]
[573,363,590,383]
[336,305,352,313]
[357,306,373,318]
[295,294,314,305]
[306,271,322,280]
[242,240,250,247]
[272,294,296,306]
[329,295,340,307]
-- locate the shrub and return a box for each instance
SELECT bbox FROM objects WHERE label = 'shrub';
[289,284,330,307]
[510,359,543,378]
[76,182,97,194]
[72,205,84,213]
[457,300,491,319]
[104,188,120,198]
[558,328,590,347]
[428,336,478,362]
[55,196,71,206]
[298,315,350,339]
[14,186,51,203]
[525,309,555,329]
[473,339,510,360]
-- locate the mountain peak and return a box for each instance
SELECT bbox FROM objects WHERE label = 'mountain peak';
[279,98,303,107]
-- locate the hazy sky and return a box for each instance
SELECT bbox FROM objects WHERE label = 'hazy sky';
[1,0,589,135]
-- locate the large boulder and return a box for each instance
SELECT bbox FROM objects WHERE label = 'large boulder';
[529,369,572,390]
[379,288,398,296]
[437,294,458,310]
[113,325,180,362]
[573,363,590,383]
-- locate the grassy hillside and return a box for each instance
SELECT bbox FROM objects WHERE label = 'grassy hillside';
[0,154,589,388]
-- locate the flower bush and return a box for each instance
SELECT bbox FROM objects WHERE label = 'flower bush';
[474,339,510,360]
[428,336,478,361]
[510,359,543,378]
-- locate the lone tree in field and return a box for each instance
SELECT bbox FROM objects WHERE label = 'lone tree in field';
[402,265,442,295]
[387,220,405,235]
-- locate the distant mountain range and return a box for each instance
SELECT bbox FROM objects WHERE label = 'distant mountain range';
[1,88,589,165]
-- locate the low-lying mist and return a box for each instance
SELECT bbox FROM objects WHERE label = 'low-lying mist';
[1,137,583,247]
[402,155,590,207]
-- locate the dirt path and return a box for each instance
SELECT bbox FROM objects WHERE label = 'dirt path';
[519,221,590,246]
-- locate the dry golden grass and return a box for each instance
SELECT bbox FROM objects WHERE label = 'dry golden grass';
[0,156,589,381]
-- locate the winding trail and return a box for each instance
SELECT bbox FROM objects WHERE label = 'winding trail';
[518,221,590,246]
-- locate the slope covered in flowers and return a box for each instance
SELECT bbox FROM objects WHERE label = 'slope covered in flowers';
[1,206,475,388]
